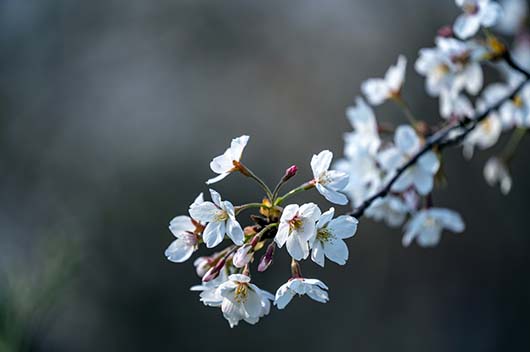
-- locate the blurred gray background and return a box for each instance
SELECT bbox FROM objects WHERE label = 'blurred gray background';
[1,0,529,351]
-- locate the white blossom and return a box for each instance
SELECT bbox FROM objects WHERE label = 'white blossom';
[189,189,244,248]
[379,125,440,195]
[361,55,407,105]
[310,208,358,267]
[274,278,329,309]
[403,208,465,247]
[463,85,504,158]
[275,203,321,260]
[338,98,383,207]
[311,150,350,205]
[207,135,249,184]
[484,156,512,194]
[217,274,273,327]
[415,37,484,115]
[454,0,502,39]
[365,195,409,228]
[165,193,205,263]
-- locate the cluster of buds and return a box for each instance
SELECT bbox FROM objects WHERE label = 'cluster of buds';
[165,0,530,327]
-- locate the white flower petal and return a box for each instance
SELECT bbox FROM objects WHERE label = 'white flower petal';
[311,150,333,178]
[165,239,195,263]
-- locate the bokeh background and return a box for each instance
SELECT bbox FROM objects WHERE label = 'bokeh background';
[1,0,530,351]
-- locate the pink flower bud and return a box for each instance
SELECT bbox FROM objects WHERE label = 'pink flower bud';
[282,165,298,182]
[202,257,225,282]
[437,25,453,38]
[258,242,275,272]
[233,245,253,268]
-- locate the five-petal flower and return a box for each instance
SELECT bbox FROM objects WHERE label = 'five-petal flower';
[207,135,250,184]
[165,193,205,263]
[402,208,465,247]
[310,208,358,267]
[275,203,321,260]
[454,0,502,39]
[361,55,407,105]
[274,278,329,309]
[311,150,350,205]
[189,189,244,248]
[217,274,274,328]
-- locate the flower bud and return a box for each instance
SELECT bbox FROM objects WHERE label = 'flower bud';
[437,25,453,38]
[282,165,298,182]
[202,257,226,282]
[193,256,212,278]
[233,245,253,268]
[257,242,275,272]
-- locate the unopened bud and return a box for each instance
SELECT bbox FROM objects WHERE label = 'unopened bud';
[193,256,212,278]
[258,242,275,272]
[202,257,226,282]
[282,165,298,182]
[233,245,253,268]
[437,25,453,38]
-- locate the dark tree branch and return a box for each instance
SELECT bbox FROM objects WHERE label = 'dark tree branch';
[350,55,530,219]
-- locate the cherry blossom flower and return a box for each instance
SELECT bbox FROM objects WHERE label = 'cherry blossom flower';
[311,150,349,205]
[337,98,383,206]
[274,278,329,309]
[453,0,502,39]
[189,189,244,248]
[217,274,273,327]
[165,193,205,263]
[463,86,504,158]
[206,135,249,184]
[275,203,321,260]
[378,125,440,195]
[310,208,358,267]
[484,156,512,194]
[344,97,381,155]
[415,37,484,107]
[361,55,407,105]
[402,208,465,247]
[365,196,409,228]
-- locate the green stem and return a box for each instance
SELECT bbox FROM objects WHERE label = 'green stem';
[393,96,419,126]
[253,223,278,242]
[502,127,527,163]
[274,182,314,206]
[234,203,269,215]
[238,163,274,200]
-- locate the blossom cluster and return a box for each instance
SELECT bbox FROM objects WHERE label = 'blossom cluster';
[338,0,529,243]
[165,0,529,327]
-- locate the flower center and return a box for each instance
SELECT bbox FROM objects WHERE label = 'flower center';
[463,3,479,14]
[234,283,249,303]
[215,210,229,222]
[434,63,450,78]
[289,215,303,230]
[316,228,334,243]
[451,51,471,67]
